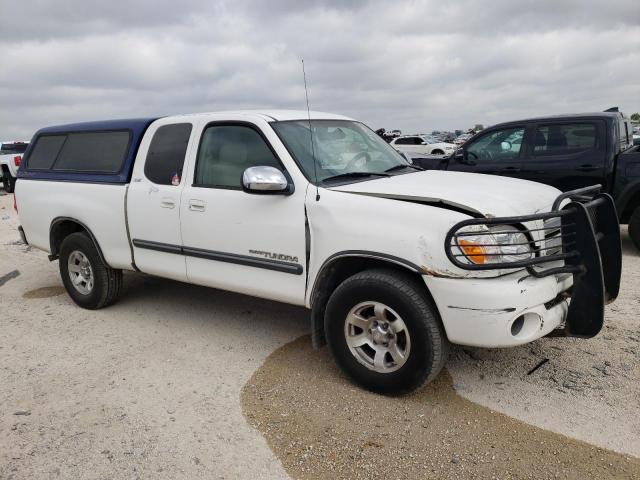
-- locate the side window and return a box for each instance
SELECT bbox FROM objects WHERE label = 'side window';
[53,131,130,172]
[533,123,596,155]
[26,135,66,170]
[466,127,524,161]
[144,123,192,185]
[395,137,412,145]
[194,125,281,189]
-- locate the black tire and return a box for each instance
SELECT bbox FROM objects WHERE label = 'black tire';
[59,232,122,309]
[2,172,14,193]
[431,149,444,155]
[324,268,449,394]
[629,207,640,251]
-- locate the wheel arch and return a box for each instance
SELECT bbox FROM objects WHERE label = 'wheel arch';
[309,251,437,348]
[49,217,109,266]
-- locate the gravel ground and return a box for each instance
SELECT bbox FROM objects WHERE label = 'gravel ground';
[0,193,305,479]
[1,189,639,479]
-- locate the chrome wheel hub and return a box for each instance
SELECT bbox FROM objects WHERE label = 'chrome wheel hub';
[67,250,94,295]
[344,301,411,373]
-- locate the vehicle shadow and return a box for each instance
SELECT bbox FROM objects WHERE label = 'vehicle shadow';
[114,271,310,340]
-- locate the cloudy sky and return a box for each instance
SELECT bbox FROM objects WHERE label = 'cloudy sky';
[1,0,639,139]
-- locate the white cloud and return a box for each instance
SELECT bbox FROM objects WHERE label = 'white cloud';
[1,0,639,139]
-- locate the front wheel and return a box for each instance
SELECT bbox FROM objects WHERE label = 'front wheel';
[59,232,122,309]
[324,269,449,394]
[628,207,640,251]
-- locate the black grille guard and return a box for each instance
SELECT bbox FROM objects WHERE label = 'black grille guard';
[444,185,622,338]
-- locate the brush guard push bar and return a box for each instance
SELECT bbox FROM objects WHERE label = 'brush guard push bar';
[444,185,622,338]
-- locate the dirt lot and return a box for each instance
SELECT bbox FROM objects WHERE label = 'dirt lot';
[0,190,639,479]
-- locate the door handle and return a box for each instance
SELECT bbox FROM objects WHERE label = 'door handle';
[501,166,521,172]
[577,164,598,172]
[188,199,206,212]
[160,197,176,209]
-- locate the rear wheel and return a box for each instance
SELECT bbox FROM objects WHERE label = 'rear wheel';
[1,170,14,193]
[324,269,449,394]
[59,232,122,309]
[628,207,640,251]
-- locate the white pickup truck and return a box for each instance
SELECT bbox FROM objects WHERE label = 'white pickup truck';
[15,111,622,393]
[1,141,28,192]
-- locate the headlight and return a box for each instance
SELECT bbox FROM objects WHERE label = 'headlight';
[453,224,533,265]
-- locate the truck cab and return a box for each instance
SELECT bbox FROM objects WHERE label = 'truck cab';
[412,111,640,248]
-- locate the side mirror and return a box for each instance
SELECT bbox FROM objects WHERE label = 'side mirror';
[242,166,292,195]
[453,148,464,161]
[500,141,512,151]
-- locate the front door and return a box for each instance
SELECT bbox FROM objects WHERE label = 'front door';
[127,121,195,281]
[180,120,307,305]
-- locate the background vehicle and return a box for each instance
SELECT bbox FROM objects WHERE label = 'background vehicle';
[454,133,472,145]
[390,135,456,156]
[410,110,640,249]
[15,111,621,394]
[0,141,28,192]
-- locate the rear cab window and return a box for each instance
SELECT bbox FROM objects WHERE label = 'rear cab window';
[1,142,28,155]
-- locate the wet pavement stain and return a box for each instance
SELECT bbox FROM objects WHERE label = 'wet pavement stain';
[241,336,640,480]
[23,286,66,299]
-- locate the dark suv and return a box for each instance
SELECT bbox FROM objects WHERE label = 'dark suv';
[411,110,640,249]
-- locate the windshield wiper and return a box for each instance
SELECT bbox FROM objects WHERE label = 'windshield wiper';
[384,164,423,173]
[321,171,390,184]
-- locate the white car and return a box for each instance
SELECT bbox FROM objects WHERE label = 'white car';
[15,110,621,394]
[390,135,456,156]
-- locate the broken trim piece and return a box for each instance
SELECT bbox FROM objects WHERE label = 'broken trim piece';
[337,191,485,218]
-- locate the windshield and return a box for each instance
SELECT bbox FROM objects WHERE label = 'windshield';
[271,120,411,184]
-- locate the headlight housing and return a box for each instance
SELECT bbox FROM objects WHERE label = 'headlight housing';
[452,224,533,265]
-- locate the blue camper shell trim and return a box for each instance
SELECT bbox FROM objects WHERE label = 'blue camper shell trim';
[18,117,160,184]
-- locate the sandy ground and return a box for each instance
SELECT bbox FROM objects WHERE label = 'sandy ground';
[1,189,639,479]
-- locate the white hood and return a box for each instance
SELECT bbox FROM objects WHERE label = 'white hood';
[330,170,561,218]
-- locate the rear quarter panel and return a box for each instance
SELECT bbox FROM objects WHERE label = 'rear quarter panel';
[16,180,132,269]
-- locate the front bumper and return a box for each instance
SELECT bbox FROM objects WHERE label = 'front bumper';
[424,271,571,347]
[436,185,622,347]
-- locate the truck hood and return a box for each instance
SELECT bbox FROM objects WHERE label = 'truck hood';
[329,170,561,218]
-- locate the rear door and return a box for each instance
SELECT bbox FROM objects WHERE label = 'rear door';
[520,120,605,191]
[127,120,195,281]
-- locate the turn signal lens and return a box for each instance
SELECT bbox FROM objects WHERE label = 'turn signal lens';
[458,240,486,264]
